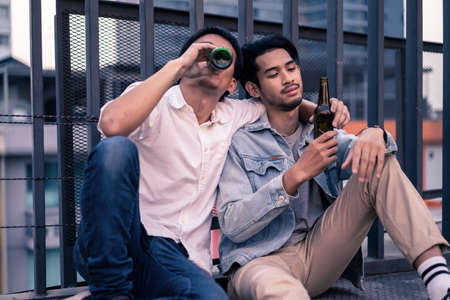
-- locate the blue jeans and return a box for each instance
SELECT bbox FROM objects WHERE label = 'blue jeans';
[73,136,228,300]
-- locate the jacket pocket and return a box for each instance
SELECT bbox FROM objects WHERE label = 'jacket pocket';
[242,156,284,191]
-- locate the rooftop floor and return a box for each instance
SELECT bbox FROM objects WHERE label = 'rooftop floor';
[316,271,426,299]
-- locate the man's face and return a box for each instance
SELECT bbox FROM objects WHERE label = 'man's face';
[182,33,237,94]
[251,48,303,111]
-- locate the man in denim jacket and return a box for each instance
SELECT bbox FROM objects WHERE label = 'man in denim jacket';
[216,34,450,300]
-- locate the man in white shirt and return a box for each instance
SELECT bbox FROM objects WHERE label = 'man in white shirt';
[73,27,349,300]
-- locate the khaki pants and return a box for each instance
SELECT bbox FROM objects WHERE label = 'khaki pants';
[229,156,449,300]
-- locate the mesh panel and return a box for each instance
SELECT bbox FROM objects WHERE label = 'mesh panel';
[154,23,190,72]
[61,11,199,238]
[298,39,327,103]
[63,13,89,237]
[100,16,141,105]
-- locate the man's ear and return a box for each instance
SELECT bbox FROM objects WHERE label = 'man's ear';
[227,77,238,94]
[245,81,261,98]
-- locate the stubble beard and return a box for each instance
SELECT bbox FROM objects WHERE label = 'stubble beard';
[278,96,303,112]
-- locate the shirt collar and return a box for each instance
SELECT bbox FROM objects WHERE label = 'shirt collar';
[169,85,230,124]
[168,85,187,110]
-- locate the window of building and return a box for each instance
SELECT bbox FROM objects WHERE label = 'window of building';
[0,5,8,19]
[0,34,9,46]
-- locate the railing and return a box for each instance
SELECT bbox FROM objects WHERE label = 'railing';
[1,0,448,296]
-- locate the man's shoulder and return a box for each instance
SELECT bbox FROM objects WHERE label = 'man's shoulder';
[229,118,265,149]
[218,97,260,110]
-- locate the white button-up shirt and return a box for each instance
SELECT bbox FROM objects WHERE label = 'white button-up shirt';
[98,83,264,273]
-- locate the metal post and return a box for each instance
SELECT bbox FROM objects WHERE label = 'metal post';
[404,0,423,192]
[140,0,154,79]
[238,0,253,98]
[29,0,46,294]
[189,0,204,33]
[2,68,7,119]
[395,48,406,169]
[367,0,384,259]
[283,0,298,45]
[326,0,343,100]
[443,0,450,240]
[55,0,77,287]
[86,0,101,152]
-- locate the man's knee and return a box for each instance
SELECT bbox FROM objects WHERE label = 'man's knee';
[89,136,139,174]
[232,260,306,300]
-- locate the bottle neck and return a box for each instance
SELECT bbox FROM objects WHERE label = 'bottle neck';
[318,81,330,106]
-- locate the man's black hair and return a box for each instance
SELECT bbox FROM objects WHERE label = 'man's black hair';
[241,34,299,88]
[179,26,242,80]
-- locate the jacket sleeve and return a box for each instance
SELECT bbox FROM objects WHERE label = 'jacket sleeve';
[216,142,297,243]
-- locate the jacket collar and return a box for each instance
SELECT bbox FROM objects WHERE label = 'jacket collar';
[246,112,272,132]
[247,112,315,143]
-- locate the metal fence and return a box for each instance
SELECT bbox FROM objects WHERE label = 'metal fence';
[5,0,449,296]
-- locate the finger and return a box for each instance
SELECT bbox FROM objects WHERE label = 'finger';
[330,98,338,113]
[327,154,338,165]
[309,115,314,123]
[316,130,338,143]
[358,148,370,182]
[330,99,342,127]
[323,137,338,150]
[332,102,342,127]
[336,106,349,129]
[325,145,339,157]
[351,143,361,175]
[342,149,353,169]
[375,149,385,178]
[364,150,377,182]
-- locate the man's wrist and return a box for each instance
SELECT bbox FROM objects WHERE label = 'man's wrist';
[357,125,387,144]
[282,167,306,196]
[370,125,388,144]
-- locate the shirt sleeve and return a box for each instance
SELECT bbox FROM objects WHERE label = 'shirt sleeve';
[97,81,161,141]
[230,99,265,132]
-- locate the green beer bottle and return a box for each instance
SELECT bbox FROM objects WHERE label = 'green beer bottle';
[314,77,334,138]
[209,47,233,70]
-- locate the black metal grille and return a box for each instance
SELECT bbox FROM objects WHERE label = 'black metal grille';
[298,39,327,103]
[61,13,88,239]
[60,11,198,238]
[99,15,141,105]
[154,23,191,72]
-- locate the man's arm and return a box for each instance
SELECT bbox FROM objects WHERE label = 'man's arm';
[100,43,216,137]
[217,143,297,243]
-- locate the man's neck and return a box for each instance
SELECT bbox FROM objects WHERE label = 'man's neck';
[180,81,222,124]
[267,107,300,137]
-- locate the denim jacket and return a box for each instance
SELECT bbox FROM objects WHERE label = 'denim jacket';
[216,113,397,288]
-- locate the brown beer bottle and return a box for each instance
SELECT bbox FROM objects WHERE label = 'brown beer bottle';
[313,77,334,138]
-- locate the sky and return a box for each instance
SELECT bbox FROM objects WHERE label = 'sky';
[8,0,445,110]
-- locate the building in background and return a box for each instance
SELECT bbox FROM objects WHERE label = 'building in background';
[0,0,10,60]
[0,0,444,294]
[0,56,58,293]
[0,0,60,291]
